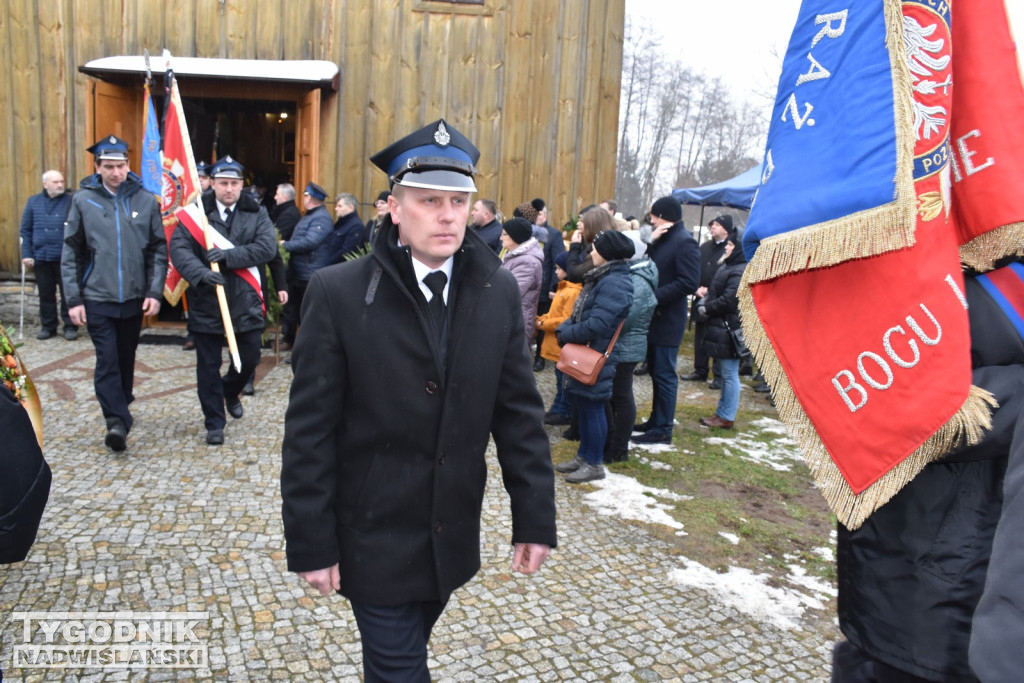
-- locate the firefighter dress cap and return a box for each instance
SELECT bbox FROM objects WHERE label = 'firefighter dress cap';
[304,182,327,201]
[87,135,129,161]
[196,161,210,178]
[210,156,244,179]
[369,119,480,193]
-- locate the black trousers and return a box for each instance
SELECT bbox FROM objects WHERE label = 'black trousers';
[280,279,308,345]
[192,329,262,430]
[84,300,144,431]
[831,640,938,683]
[605,361,638,459]
[350,598,448,683]
[693,321,715,379]
[34,260,74,333]
[534,298,552,359]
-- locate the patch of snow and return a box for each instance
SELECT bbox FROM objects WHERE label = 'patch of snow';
[719,532,740,545]
[584,472,691,532]
[811,546,835,563]
[669,558,830,631]
[704,417,802,471]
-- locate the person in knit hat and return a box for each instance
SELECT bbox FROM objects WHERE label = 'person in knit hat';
[682,213,735,387]
[518,200,566,370]
[501,218,544,341]
[633,195,700,445]
[537,250,582,423]
[553,226,635,483]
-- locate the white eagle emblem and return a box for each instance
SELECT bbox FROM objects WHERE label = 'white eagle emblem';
[904,15,952,141]
[434,122,451,146]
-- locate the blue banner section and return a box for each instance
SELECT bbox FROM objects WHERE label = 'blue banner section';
[141,89,162,196]
[744,1,898,261]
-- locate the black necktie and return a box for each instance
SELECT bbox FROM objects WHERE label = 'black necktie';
[423,270,448,347]
[224,207,233,225]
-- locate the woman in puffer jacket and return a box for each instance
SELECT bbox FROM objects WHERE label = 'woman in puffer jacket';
[500,217,545,341]
[695,230,747,429]
[554,230,634,483]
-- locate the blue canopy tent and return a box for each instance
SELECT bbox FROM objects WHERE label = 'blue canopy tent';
[672,165,761,229]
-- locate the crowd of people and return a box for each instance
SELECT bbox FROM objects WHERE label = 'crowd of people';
[15,122,757,680]
[12,121,1024,682]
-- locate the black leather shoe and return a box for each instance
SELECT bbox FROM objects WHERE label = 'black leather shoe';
[708,379,723,390]
[242,381,255,396]
[63,328,79,341]
[206,429,224,445]
[633,362,649,376]
[105,421,127,452]
[36,329,56,340]
[544,411,571,426]
[533,357,546,372]
[753,381,771,393]
[561,427,579,441]
[680,371,707,381]
[632,421,651,433]
[226,396,243,419]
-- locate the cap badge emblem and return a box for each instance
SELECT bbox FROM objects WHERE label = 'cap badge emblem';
[109,136,116,144]
[225,155,233,163]
[434,122,451,147]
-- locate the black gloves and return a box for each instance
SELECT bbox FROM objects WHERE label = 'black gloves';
[201,270,225,287]
[206,247,226,264]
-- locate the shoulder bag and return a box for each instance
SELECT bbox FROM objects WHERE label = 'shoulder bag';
[556,320,626,386]
[722,319,752,362]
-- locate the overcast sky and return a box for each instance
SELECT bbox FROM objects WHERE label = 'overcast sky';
[626,0,1024,109]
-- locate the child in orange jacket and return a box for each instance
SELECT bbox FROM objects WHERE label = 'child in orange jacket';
[536,252,582,424]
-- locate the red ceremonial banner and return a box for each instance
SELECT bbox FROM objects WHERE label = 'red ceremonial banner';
[950,0,1024,268]
[160,75,201,305]
[740,0,1000,528]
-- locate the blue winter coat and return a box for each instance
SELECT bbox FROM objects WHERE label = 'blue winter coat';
[283,204,334,282]
[20,190,72,262]
[556,260,633,401]
[319,211,366,268]
[646,221,700,346]
[617,258,659,363]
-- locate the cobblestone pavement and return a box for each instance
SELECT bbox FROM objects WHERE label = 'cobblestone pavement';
[0,331,835,681]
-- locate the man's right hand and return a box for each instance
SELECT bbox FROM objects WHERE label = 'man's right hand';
[21,257,34,268]
[298,564,341,596]
[69,305,86,327]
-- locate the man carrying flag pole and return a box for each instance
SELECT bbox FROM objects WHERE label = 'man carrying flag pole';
[158,54,243,374]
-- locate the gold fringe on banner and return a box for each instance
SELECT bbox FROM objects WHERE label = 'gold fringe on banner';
[744,0,919,286]
[737,281,996,530]
[960,222,1024,272]
[164,277,189,307]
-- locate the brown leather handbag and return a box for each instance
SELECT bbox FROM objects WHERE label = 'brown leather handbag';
[556,320,626,386]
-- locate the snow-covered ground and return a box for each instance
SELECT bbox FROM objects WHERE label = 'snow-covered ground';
[584,417,835,630]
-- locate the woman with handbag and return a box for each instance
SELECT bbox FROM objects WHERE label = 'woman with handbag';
[694,230,748,429]
[554,230,635,483]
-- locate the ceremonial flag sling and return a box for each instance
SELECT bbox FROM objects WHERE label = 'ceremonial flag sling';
[739,0,1023,529]
[161,55,242,373]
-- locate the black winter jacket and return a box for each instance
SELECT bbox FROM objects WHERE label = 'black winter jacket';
[837,269,1024,681]
[281,219,557,604]
[701,248,747,360]
[0,386,51,564]
[646,222,700,346]
[170,193,278,335]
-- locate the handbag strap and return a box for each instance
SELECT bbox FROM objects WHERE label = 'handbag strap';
[602,319,627,358]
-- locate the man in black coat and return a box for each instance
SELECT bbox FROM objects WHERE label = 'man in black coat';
[281,119,557,682]
[633,196,700,444]
[470,197,502,252]
[682,214,732,385]
[170,156,278,445]
[271,183,301,240]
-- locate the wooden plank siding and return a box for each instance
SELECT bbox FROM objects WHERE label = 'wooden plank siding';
[0,0,624,273]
